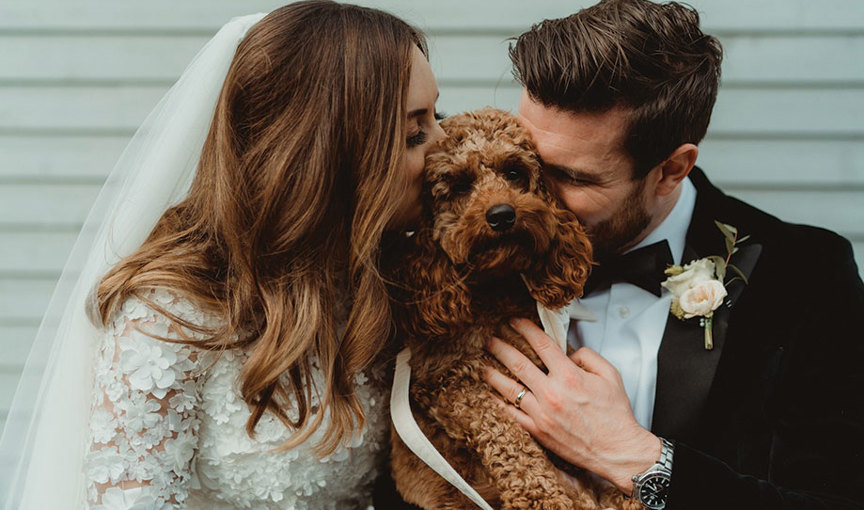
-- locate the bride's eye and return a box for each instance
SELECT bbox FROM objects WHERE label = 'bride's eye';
[407,130,428,147]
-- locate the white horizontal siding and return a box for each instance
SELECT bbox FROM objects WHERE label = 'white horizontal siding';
[1,0,863,427]
[0,183,101,228]
[0,371,20,431]
[4,86,862,136]
[2,0,863,32]
[5,34,864,85]
[0,328,39,367]
[699,139,864,185]
[0,232,79,274]
[0,136,129,179]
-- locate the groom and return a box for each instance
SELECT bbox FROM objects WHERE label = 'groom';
[479,1,864,509]
[376,0,864,508]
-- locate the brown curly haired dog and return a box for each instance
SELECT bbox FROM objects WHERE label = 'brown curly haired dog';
[388,108,639,510]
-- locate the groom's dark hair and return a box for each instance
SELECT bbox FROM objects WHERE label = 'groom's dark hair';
[510,0,722,178]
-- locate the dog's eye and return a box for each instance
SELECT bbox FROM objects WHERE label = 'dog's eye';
[450,181,473,196]
[503,166,526,184]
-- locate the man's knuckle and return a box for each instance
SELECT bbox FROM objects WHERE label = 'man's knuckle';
[562,371,580,387]
[512,359,529,375]
[544,392,562,412]
[577,346,594,358]
[507,386,521,403]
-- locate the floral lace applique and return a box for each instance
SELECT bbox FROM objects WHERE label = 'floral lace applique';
[83,288,391,510]
[84,289,212,509]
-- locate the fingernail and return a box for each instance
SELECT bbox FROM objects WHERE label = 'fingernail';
[509,317,520,328]
[486,336,496,349]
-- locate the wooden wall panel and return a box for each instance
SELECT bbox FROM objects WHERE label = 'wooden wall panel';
[2,1,863,32]
[5,34,864,85]
[4,86,862,136]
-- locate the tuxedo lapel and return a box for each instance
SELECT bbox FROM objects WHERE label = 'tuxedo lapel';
[651,169,762,441]
[709,242,761,367]
[652,244,716,441]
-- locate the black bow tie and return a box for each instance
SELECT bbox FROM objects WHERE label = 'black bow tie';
[584,240,674,297]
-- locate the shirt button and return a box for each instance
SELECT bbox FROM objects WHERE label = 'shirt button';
[618,306,631,319]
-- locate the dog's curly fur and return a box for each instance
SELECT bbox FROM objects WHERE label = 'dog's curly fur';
[387,108,641,510]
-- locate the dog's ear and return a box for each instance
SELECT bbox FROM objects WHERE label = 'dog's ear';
[396,226,472,339]
[523,208,593,309]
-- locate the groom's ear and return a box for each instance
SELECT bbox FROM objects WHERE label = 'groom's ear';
[651,143,698,197]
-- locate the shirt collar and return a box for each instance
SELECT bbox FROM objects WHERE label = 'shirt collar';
[627,176,697,266]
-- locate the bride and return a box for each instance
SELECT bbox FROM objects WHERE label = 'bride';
[0,1,444,508]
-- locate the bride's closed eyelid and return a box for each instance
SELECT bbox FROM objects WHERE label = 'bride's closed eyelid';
[407,130,428,147]
[406,108,442,148]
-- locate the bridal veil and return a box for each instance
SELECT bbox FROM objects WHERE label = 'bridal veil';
[0,13,266,509]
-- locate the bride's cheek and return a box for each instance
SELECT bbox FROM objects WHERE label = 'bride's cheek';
[409,150,426,181]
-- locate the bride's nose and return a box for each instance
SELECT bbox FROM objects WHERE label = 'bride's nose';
[430,121,446,144]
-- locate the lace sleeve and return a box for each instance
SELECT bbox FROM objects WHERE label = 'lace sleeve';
[84,290,208,509]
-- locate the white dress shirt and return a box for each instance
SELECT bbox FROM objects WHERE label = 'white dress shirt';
[568,177,697,430]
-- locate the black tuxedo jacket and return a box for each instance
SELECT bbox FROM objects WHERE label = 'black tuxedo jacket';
[374,168,864,509]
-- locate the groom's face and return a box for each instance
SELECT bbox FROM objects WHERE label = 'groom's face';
[517,91,651,259]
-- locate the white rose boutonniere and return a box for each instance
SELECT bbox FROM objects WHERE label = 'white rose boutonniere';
[661,222,749,350]
[661,258,716,297]
[679,280,727,319]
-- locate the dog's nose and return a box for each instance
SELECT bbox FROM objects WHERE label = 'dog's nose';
[486,204,516,231]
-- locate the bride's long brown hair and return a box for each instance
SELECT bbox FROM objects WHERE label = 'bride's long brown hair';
[96,1,426,455]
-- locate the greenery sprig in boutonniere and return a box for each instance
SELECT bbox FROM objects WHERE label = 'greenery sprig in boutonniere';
[661,222,749,350]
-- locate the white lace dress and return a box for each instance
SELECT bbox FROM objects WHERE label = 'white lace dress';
[83,288,391,510]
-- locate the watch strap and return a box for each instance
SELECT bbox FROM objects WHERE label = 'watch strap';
[656,437,674,472]
[631,437,675,506]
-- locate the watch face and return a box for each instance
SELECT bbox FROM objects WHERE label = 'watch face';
[638,473,670,509]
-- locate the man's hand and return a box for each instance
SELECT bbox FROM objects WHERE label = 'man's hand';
[482,317,662,493]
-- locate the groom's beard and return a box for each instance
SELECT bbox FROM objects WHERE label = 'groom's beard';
[586,178,651,261]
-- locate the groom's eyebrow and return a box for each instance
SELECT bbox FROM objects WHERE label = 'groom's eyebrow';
[543,163,597,182]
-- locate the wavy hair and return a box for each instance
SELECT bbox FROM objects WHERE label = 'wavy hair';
[510,0,722,176]
[97,1,426,455]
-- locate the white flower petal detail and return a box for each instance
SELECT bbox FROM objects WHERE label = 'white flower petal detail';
[662,257,718,297]
[90,407,118,444]
[85,288,388,509]
[679,279,728,319]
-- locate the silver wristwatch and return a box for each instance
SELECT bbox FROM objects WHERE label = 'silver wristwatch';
[631,437,674,510]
